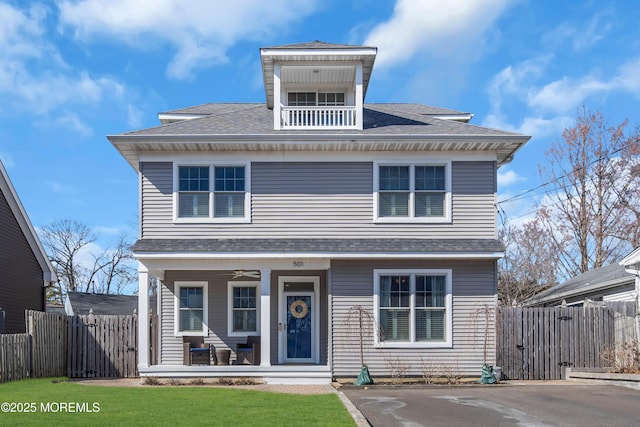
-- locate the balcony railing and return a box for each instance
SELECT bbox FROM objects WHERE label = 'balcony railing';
[280,106,357,129]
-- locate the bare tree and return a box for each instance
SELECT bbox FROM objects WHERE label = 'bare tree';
[39,219,136,302]
[498,220,558,305]
[537,108,640,279]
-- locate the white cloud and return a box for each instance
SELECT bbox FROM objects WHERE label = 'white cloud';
[363,0,513,69]
[57,0,319,79]
[542,11,614,52]
[53,112,93,136]
[0,3,128,132]
[483,54,640,136]
[497,169,523,187]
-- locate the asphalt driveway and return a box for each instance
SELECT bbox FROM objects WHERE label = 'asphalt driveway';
[342,381,640,426]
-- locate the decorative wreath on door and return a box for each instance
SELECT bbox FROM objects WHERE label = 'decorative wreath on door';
[289,299,309,319]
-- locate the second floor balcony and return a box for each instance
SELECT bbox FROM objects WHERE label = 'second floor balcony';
[280,105,357,130]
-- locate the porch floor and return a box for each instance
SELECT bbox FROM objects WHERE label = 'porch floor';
[139,364,332,385]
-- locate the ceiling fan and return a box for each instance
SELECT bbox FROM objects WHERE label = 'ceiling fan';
[219,270,261,279]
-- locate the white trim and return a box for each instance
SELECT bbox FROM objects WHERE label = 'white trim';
[172,162,251,224]
[138,267,150,368]
[140,151,496,164]
[261,47,377,57]
[278,276,320,364]
[373,269,453,349]
[227,281,261,337]
[0,160,57,283]
[135,252,504,262]
[373,160,452,224]
[174,281,209,337]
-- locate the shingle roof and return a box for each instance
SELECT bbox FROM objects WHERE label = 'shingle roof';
[123,103,517,137]
[528,263,634,304]
[65,292,156,316]
[262,40,371,50]
[131,238,504,254]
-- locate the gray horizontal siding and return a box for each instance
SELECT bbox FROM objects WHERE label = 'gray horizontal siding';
[330,259,497,377]
[160,271,253,365]
[159,270,328,366]
[140,160,496,239]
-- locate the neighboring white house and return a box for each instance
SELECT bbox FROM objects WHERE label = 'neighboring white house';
[527,258,639,308]
[108,41,531,383]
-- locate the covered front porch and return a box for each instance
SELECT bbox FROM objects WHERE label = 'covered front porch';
[136,257,332,384]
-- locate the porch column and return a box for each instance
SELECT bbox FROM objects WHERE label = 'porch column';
[273,64,281,130]
[260,267,271,367]
[137,264,150,368]
[355,62,363,130]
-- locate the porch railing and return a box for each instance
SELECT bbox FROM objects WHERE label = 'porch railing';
[280,106,357,129]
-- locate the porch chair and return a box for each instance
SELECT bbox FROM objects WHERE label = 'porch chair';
[182,336,212,365]
[235,336,261,365]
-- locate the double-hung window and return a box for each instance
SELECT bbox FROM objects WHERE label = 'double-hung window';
[227,282,260,336]
[374,270,452,348]
[175,281,208,336]
[178,166,209,218]
[175,163,250,222]
[375,162,450,222]
[214,166,245,218]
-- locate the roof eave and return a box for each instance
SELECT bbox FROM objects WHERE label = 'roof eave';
[133,251,504,260]
[527,275,635,305]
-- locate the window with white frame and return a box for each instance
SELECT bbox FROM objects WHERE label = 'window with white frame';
[227,282,260,336]
[375,163,450,221]
[178,166,209,218]
[175,281,208,335]
[374,270,452,347]
[287,92,345,106]
[175,164,250,221]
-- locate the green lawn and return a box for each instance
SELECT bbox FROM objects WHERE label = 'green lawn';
[0,378,355,426]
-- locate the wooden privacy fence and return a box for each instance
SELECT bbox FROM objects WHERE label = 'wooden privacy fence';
[67,313,138,378]
[497,307,617,380]
[66,313,158,378]
[1,309,157,382]
[0,311,67,383]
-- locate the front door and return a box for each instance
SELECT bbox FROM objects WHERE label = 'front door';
[279,276,319,364]
[284,292,313,361]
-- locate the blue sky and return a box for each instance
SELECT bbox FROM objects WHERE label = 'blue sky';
[2,0,640,250]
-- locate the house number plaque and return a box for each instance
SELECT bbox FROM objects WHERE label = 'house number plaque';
[293,260,304,268]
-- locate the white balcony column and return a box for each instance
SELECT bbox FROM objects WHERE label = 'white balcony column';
[355,62,363,130]
[273,64,281,130]
[137,264,150,368]
[259,267,271,367]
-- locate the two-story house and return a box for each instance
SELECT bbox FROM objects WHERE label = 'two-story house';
[109,41,530,383]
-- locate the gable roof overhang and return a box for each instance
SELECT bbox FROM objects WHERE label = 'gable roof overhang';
[620,247,640,275]
[260,42,377,109]
[0,160,57,283]
[109,133,529,171]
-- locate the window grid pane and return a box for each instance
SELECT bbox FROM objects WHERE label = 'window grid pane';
[179,287,204,332]
[179,166,209,191]
[378,273,448,343]
[415,166,445,191]
[215,167,245,192]
[380,309,410,341]
[232,286,257,332]
[415,193,445,217]
[379,166,409,190]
